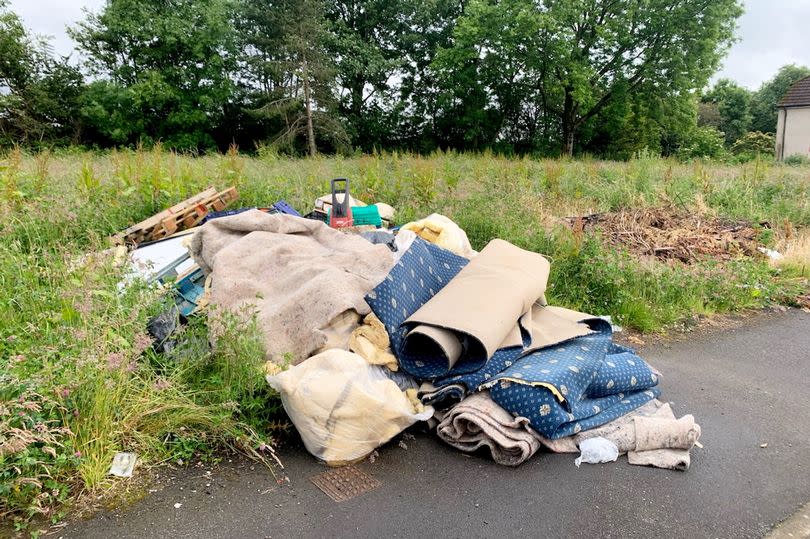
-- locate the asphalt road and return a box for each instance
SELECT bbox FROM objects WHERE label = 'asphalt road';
[64,309,810,539]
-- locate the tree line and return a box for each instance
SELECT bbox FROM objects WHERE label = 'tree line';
[0,0,805,158]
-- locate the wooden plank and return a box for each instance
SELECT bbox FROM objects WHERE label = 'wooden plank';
[115,187,238,246]
[119,187,217,237]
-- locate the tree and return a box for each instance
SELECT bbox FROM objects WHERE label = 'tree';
[0,0,83,147]
[385,0,464,151]
[586,89,697,159]
[432,0,558,153]
[436,0,743,156]
[323,0,461,151]
[78,80,142,146]
[551,0,742,156]
[70,0,240,150]
[324,0,409,149]
[750,64,810,134]
[697,101,722,130]
[239,0,347,155]
[702,78,751,146]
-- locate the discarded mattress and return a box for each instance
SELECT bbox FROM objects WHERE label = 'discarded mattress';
[485,319,660,439]
[190,210,395,364]
[266,349,433,464]
[366,238,592,379]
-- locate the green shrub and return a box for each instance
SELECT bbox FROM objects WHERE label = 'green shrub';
[0,375,74,526]
[732,131,775,156]
[677,126,727,160]
[731,131,776,163]
[783,154,810,166]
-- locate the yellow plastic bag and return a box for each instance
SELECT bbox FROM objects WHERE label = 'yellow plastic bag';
[400,213,476,257]
[267,349,433,464]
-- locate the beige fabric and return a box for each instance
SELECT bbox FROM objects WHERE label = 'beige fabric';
[436,391,543,466]
[190,211,394,364]
[626,413,700,471]
[537,400,701,471]
[627,448,691,471]
[400,213,476,258]
[404,239,592,370]
[437,395,700,470]
[522,304,596,353]
[633,414,700,452]
[374,202,395,225]
[538,401,665,453]
[349,313,399,371]
[266,349,433,464]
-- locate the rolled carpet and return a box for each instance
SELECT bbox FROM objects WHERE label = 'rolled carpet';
[436,391,544,466]
[368,238,592,379]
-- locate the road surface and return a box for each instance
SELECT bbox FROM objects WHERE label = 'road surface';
[64,309,810,539]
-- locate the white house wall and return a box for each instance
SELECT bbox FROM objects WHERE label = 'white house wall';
[778,106,810,159]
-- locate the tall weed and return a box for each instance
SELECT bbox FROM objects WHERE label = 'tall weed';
[2,146,808,529]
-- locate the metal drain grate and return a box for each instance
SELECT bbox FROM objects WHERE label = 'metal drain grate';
[309,465,381,502]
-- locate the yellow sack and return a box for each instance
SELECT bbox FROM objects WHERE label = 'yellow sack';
[266,349,433,464]
[400,213,476,258]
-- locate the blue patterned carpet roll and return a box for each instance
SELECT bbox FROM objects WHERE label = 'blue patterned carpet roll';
[485,320,660,439]
[367,239,660,437]
[366,238,470,377]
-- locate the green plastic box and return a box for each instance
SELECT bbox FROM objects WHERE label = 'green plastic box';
[328,205,382,227]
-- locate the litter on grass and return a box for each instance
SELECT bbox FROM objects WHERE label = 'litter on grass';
[126,232,196,283]
[109,452,137,478]
[124,180,702,476]
[116,187,238,246]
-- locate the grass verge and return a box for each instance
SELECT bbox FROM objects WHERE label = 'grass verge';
[1,147,808,531]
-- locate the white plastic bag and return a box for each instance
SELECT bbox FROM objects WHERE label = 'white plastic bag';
[574,437,619,467]
[267,349,433,465]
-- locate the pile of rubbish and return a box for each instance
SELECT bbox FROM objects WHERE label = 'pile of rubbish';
[122,180,702,472]
[565,206,765,263]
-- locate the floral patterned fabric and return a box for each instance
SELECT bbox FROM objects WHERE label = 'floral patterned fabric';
[367,239,660,437]
[365,238,470,378]
[485,320,660,439]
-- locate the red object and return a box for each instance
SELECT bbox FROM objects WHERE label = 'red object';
[329,178,354,228]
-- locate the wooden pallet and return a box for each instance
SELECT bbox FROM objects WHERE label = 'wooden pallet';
[116,186,239,246]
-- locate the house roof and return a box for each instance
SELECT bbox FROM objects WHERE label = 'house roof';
[778,75,810,107]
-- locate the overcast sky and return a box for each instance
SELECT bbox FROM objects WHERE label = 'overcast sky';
[8,0,810,90]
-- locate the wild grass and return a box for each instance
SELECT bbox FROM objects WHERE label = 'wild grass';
[774,227,810,280]
[1,147,809,530]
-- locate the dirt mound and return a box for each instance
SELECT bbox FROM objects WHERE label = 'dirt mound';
[566,207,765,264]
